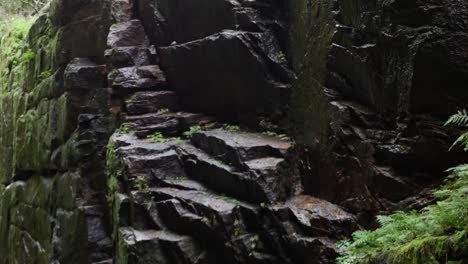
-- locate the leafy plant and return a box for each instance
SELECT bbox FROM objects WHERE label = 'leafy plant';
[263,131,291,141]
[21,48,34,63]
[223,124,241,132]
[183,125,201,138]
[38,69,52,81]
[337,111,468,264]
[129,177,150,192]
[147,132,167,143]
[248,235,260,257]
[446,110,468,151]
[158,108,169,114]
[117,123,133,133]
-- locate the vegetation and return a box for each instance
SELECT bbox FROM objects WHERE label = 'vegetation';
[0,0,47,16]
[223,124,241,133]
[263,131,291,141]
[147,131,183,144]
[129,177,150,192]
[117,123,133,133]
[0,16,35,59]
[183,125,202,138]
[147,132,168,143]
[337,112,468,264]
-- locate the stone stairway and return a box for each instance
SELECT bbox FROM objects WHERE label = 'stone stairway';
[105,15,357,264]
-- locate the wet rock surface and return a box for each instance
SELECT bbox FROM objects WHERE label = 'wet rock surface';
[138,0,292,124]
[289,0,468,225]
[105,11,357,263]
[1,0,466,263]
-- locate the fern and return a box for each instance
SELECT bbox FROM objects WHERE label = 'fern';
[338,112,468,263]
[450,131,468,151]
[444,110,468,151]
[445,110,468,127]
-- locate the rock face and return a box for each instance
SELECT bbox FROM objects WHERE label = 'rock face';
[0,0,466,263]
[289,0,468,224]
[139,0,292,124]
[104,11,357,263]
[0,0,113,263]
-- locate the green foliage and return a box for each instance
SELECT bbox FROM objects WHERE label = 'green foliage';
[147,131,183,144]
[0,16,35,76]
[158,108,169,114]
[0,0,47,16]
[445,110,468,127]
[21,48,35,63]
[147,132,167,143]
[223,124,241,133]
[129,177,149,192]
[263,131,291,141]
[446,110,468,151]
[183,125,201,138]
[117,123,133,133]
[248,235,260,257]
[38,69,52,81]
[337,113,468,264]
[220,195,241,205]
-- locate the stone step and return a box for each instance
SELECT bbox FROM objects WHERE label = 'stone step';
[123,150,187,188]
[107,19,149,48]
[109,65,167,91]
[191,128,291,168]
[125,111,216,138]
[118,227,207,264]
[176,143,272,203]
[111,134,208,193]
[147,187,265,263]
[272,195,358,238]
[111,133,176,156]
[105,45,158,68]
[109,133,358,263]
[125,91,179,115]
[178,140,301,203]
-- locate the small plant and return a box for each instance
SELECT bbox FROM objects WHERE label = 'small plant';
[147,132,167,143]
[173,137,183,145]
[117,123,133,133]
[129,177,150,192]
[223,124,240,132]
[38,69,52,81]
[21,48,34,63]
[183,125,201,138]
[158,108,169,114]
[248,235,260,257]
[220,195,241,205]
[263,131,291,141]
[174,176,188,181]
[233,220,244,238]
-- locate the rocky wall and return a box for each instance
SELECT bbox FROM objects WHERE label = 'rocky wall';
[0,0,114,263]
[289,0,468,225]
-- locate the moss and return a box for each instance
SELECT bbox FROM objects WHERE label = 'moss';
[117,231,129,264]
[288,0,336,144]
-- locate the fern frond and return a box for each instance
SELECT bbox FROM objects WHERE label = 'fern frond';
[449,131,468,151]
[445,110,468,127]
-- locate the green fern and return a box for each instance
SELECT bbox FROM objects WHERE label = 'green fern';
[338,111,468,264]
[445,110,468,127]
[444,110,468,151]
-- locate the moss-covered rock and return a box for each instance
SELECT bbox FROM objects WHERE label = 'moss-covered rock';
[0,0,112,262]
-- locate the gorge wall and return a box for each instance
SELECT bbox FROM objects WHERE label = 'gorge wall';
[289,0,468,225]
[0,0,466,263]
